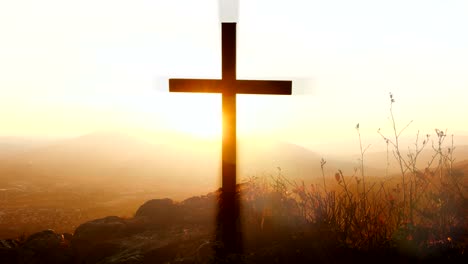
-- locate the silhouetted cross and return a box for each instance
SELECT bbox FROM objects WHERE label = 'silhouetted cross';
[169,22,292,253]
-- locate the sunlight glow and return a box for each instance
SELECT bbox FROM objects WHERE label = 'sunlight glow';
[0,0,467,151]
[166,94,222,139]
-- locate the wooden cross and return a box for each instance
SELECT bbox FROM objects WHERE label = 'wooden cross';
[169,22,292,253]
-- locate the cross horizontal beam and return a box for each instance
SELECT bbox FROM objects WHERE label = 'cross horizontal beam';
[168,21,292,255]
[169,79,292,95]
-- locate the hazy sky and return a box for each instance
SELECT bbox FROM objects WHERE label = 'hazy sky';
[1,0,467,152]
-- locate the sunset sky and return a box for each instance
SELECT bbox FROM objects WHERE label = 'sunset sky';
[1,0,467,153]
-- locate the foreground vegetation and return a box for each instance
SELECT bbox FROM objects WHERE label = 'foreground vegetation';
[238,93,466,262]
[1,94,466,263]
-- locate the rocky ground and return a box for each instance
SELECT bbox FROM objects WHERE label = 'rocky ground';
[0,188,466,264]
[0,192,218,264]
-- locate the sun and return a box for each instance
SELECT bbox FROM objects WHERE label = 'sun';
[166,94,222,139]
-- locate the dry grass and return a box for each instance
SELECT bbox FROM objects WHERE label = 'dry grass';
[240,94,467,259]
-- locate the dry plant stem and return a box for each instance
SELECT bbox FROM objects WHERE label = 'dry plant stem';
[405,131,429,224]
[447,135,464,199]
[385,139,390,178]
[338,170,352,203]
[390,102,410,213]
[320,158,327,193]
[356,124,370,210]
[378,94,413,223]
[435,129,447,180]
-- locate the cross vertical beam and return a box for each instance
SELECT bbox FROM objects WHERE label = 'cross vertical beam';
[168,21,292,255]
[220,23,239,254]
[221,23,236,195]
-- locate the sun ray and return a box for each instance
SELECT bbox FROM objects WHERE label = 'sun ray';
[166,93,222,139]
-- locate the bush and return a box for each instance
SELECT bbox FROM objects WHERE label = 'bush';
[239,93,467,259]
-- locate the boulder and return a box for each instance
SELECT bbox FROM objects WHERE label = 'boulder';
[180,195,217,226]
[0,239,19,263]
[68,196,221,263]
[72,216,131,263]
[18,229,72,264]
[134,198,180,227]
[73,216,128,242]
[70,197,218,263]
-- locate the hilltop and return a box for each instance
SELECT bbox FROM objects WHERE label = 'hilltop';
[0,174,466,263]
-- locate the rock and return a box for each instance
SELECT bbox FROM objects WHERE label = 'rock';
[0,239,19,264]
[74,216,128,242]
[134,198,179,227]
[135,198,175,216]
[70,196,218,263]
[62,233,73,247]
[180,195,217,226]
[72,216,131,263]
[18,229,72,264]
[0,239,19,249]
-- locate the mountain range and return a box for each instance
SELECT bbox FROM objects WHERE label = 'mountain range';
[1,131,467,200]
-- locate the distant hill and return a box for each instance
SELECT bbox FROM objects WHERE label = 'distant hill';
[0,132,385,199]
[1,132,465,241]
[238,141,384,181]
[0,137,56,159]
[338,145,468,174]
[0,132,220,198]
